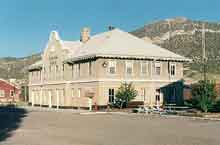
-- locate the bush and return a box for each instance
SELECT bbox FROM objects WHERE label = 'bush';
[190,80,217,112]
[115,82,137,109]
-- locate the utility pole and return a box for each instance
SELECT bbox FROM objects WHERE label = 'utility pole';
[202,23,207,81]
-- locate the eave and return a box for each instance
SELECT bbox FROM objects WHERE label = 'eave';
[64,54,192,64]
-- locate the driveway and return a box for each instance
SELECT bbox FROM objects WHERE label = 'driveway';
[1,109,220,145]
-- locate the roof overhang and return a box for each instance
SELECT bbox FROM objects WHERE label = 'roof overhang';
[28,66,43,72]
[64,54,192,64]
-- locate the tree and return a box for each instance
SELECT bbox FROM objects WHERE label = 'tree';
[115,82,137,109]
[191,80,217,112]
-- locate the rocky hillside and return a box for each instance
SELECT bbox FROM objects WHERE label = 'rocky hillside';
[131,17,220,81]
[1,17,220,82]
[0,53,41,80]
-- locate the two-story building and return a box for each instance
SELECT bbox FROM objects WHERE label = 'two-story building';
[28,28,190,109]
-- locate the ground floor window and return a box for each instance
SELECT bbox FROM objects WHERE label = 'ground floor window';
[169,87,176,103]
[156,89,160,102]
[71,88,75,98]
[78,88,81,98]
[140,88,146,101]
[0,90,5,98]
[108,89,114,103]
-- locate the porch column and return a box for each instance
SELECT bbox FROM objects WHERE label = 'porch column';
[32,91,34,107]
[40,89,43,107]
[88,98,92,111]
[49,91,52,108]
[56,89,59,109]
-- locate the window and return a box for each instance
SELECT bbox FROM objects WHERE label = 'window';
[71,88,75,98]
[108,61,116,74]
[10,90,15,97]
[126,61,133,75]
[73,64,79,77]
[62,64,65,78]
[0,90,5,98]
[170,63,176,76]
[39,71,42,80]
[78,88,81,98]
[140,88,146,101]
[108,89,114,103]
[55,65,59,79]
[71,65,74,78]
[141,62,148,75]
[155,62,161,76]
[89,62,92,76]
[78,64,80,77]
[156,89,160,102]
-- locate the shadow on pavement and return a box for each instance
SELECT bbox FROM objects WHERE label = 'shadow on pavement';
[0,105,27,142]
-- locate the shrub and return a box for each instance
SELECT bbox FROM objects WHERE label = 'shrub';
[115,82,137,109]
[190,80,217,112]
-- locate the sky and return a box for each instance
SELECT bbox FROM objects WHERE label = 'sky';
[0,0,220,57]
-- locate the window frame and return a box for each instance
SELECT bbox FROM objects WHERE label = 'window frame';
[108,88,115,104]
[108,61,117,74]
[141,62,148,75]
[170,63,176,77]
[125,61,133,75]
[155,62,161,76]
[88,61,92,76]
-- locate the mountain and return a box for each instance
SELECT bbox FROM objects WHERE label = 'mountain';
[0,53,41,81]
[131,17,220,81]
[1,17,220,82]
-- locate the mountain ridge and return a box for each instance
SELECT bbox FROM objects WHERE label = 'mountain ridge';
[1,17,220,81]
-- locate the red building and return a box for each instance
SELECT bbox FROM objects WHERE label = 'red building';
[0,79,20,103]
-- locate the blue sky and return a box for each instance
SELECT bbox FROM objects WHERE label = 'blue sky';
[0,0,219,57]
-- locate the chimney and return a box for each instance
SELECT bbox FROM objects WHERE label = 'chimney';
[80,27,90,43]
[108,26,115,31]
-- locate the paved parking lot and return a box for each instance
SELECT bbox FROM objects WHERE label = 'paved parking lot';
[1,109,220,145]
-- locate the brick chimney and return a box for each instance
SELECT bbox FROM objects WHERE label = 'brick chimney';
[80,27,90,43]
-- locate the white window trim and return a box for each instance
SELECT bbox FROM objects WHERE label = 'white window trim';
[71,88,75,98]
[170,63,176,77]
[125,61,133,75]
[141,62,148,75]
[155,62,161,76]
[88,62,92,76]
[108,61,117,74]
[78,88,81,98]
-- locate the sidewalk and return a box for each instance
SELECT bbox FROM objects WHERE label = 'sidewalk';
[19,106,88,113]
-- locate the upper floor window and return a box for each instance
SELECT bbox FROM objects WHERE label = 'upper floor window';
[155,62,161,76]
[62,64,65,79]
[73,64,80,77]
[78,64,81,77]
[71,65,74,78]
[170,63,176,76]
[108,61,116,74]
[126,61,133,75]
[141,62,148,75]
[88,62,92,76]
